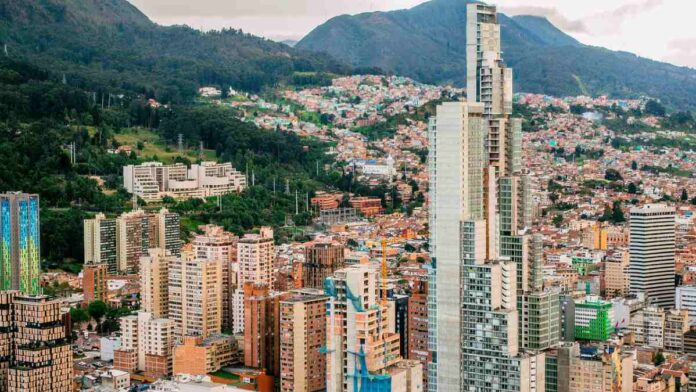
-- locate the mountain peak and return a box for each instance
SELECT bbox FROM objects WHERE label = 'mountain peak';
[297,0,695,108]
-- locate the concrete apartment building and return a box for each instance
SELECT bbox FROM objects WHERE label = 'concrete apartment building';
[169,251,223,338]
[557,342,632,392]
[232,227,274,334]
[243,282,288,378]
[325,264,421,392]
[0,292,72,392]
[0,192,41,296]
[676,285,696,325]
[604,250,631,298]
[629,204,676,309]
[84,209,181,274]
[406,280,430,391]
[123,161,246,202]
[302,241,345,289]
[114,312,174,379]
[279,288,328,392]
[664,309,689,353]
[173,335,234,376]
[192,225,239,331]
[141,248,173,318]
[83,263,108,302]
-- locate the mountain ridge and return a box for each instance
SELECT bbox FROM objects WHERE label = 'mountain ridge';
[297,0,696,108]
[0,0,349,102]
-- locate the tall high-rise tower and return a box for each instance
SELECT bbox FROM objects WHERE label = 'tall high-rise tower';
[429,3,546,391]
[0,192,40,295]
[629,204,676,308]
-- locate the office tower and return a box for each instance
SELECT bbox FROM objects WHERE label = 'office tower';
[0,193,40,295]
[173,335,234,376]
[302,241,344,289]
[407,280,430,391]
[427,100,486,391]
[465,3,518,176]
[114,312,174,379]
[84,213,118,273]
[140,248,172,318]
[279,288,328,392]
[168,251,223,338]
[629,204,676,308]
[83,263,108,302]
[429,103,543,391]
[0,292,72,392]
[243,282,288,377]
[325,264,421,392]
[192,225,239,331]
[232,227,275,334]
[574,297,614,341]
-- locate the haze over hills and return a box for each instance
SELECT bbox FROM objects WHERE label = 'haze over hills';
[297,0,696,109]
[0,0,348,102]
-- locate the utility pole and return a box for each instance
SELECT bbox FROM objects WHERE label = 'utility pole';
[3,43,7,57]
[252,171,255,187]
[285,179,290,195]
[273,177,276,194]
[178,134,184,154]
[295,190,299,215]
[199,141,204,160]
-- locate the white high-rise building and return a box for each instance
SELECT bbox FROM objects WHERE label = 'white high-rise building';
[428,3,546,391]
[629,204,676,308]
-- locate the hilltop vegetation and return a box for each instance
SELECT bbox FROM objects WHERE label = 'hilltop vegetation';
[0,0,349,103]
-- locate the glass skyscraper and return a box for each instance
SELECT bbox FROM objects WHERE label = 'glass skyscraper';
[0,192,41,295]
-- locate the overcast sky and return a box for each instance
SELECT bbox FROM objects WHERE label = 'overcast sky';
[127,0,696,68]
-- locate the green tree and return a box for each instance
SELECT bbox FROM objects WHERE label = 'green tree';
[627,183,638,194]
[631,160,638,170]
[552,215,563,227]
[87,300,108,322]
[681,189,689,202]
[70,307,90,325]
[611,201,625,223]
[654,351,665,366]
[645,100,666,117]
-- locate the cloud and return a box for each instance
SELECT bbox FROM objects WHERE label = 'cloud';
[502,0,664,36]
[604,0,663,21]
[663,38,696,68]
[501,6,587,33]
